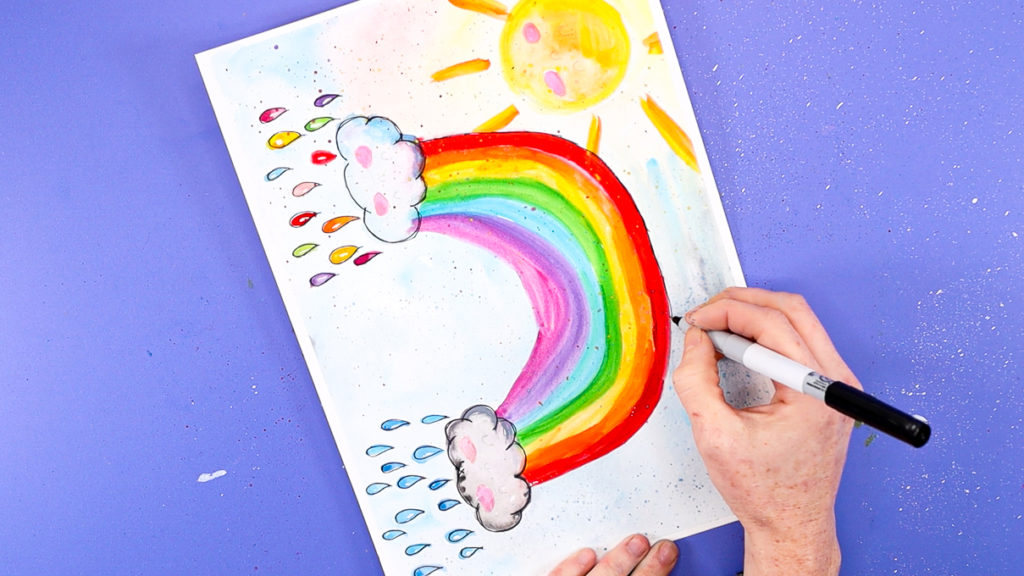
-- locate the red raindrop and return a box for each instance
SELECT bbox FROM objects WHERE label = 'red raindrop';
[290,211,317,227]
[311,150,338,165]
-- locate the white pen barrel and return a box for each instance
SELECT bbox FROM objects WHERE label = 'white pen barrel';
[741,344,809,392]
[708,331,811,392]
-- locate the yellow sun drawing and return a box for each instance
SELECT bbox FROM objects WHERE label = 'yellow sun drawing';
[435,0,697,170]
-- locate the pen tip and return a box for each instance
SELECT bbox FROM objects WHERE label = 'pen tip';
[671,315,682,326]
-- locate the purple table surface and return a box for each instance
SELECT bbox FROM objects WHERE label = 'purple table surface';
[2,1,1021,574]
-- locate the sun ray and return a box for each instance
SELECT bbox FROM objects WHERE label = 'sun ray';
[640,95,698,172]
[432,58,492,82]
[587,115,602,155]
[449,0,508,19]
[643,32,663,55]
[476,105,519,132]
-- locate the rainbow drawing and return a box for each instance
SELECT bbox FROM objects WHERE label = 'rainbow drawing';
[332,116,673,531]
[417,131,672,485]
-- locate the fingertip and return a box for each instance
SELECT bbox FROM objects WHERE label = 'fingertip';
[625,533,650,557]
[683,324,706,351]
[654,539,679,566]
[571,548,597,568]
[549,548,596,576]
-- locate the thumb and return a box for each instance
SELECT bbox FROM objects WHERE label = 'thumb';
[673,327,735,425]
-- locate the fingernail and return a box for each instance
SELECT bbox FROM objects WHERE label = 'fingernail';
[684,303,706,327]
[626,535,648,557]
[656,541,679,565]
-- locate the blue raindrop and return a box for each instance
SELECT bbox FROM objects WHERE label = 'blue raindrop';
[381,462,405,473]
[446,529,473,543]
[421,415,447,424]
[365,483,390,495]
[405,543,430,556]
[395,509,424,524]
[381,419,410,431]
[365,444,393,457]
[413,567,442,576]
[428,479,450,491]
[398,475,425,489]
[412,445,443,463]
[382,530,406,541]
[460,546,483,559]
[265,167,291,181]
[438,499,460,511]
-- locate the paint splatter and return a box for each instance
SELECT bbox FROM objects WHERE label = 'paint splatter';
[197,470,227,483]
[865,433,878,447]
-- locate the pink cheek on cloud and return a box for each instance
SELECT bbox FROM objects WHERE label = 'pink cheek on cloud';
[355,145,373,168]
[523,22,540,43]
[459,437,477,463]
[373,193,389,216]
[544,70,566,97]
[476,484,495,513]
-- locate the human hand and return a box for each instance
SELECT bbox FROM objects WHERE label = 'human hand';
[674,287,856,576]
[547,534,678,576]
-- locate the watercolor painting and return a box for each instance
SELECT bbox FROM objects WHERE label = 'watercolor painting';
[197,0,771,574]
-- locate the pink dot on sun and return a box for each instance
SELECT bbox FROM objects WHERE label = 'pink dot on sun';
[476,484,495,513]
[522,22,541,43]
[355,145,373,168]
[373,193,389,216]
[544,70,567,97]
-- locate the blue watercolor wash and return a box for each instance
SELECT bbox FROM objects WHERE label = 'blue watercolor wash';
[412,445,443,463]
[381,419,410,431]
[365,444,393,457]
[397,475,424,489]
[365,483,390,495]
[395,509,424,524]
[446,529,473,543]
[381,462,406,473]
[438,499,460,511]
